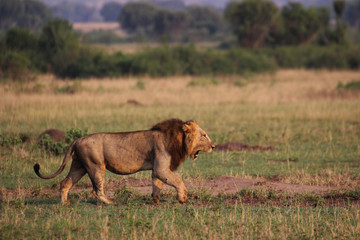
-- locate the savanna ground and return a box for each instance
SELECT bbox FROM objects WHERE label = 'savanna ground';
[1,69,360,239]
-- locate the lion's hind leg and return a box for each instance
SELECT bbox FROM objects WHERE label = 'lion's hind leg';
[87,166,115,204]
[60,158,86,205]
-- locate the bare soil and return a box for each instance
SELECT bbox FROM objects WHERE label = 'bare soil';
[215,142,276,152]
[1,176,335,199]
[2,176,357,207]
[112,176,335,196]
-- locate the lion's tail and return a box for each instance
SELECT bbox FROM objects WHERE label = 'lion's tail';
[33,139,78,179]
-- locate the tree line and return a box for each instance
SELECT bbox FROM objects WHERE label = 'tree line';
[1,19,360,81]
[1,0,360,45]
[1,0,360,81]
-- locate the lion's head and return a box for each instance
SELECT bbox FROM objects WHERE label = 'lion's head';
[182,120,215,161]
[151,119,215,171]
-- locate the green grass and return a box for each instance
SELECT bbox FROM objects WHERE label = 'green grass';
[1,70,360,239]
[1,197,359,239]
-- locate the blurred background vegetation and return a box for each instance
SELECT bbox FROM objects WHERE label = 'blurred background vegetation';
[0,0,360,80]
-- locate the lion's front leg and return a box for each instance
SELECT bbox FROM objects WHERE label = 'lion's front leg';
[151,176,163,203]
[154,170,188,204]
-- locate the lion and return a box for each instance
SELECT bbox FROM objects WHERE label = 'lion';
[34,119,215,205]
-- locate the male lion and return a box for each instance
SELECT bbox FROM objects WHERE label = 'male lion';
[34,119,215,205]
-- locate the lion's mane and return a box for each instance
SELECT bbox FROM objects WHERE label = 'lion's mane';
[150,119,188,171]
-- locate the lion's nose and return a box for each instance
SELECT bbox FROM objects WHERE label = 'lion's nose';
[211,144,215,150]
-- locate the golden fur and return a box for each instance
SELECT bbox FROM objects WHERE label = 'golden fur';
[34,119,215,204]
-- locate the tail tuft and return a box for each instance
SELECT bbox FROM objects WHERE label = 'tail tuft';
[34,163,40,174]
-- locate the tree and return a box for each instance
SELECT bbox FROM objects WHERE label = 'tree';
[100,2,123,22]
[280,3,327,45]
[3,28,39,51]
[39,19,79,62]
[186,6,221,35]
[119,2,159,33]
[153,9,187,40]
[0,0,52,31]
[225,0,279,48]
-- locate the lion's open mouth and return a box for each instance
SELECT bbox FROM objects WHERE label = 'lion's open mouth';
[191,150,200,161]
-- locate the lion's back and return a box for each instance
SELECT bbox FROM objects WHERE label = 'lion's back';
[73,131,166,174]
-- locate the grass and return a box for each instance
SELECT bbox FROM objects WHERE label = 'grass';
[1,69,360,239]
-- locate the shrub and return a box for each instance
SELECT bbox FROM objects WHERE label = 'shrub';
[54,81,83,94]
[0,51,35,82]
[337,80,360,91]
[37,134,65,155]
[228,48,278,74]
[37,128,88,155]
[65,128,88,144]
[0,134,23,147]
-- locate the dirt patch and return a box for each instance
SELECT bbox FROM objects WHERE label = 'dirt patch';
[215,142,276,152]
[0,176,346,204]
[116,176,334,195]
[38,129,65,142]
[126,99,143,106]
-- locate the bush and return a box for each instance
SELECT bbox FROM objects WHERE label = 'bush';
[337,80,360,91]
[37,128,88,155]
[54,81,83,94]
[0,51,36,81]
[228,48,278,74]
[263,45,360,70]
[37,134,65,155]
[65,128,88,144]
[0,134,23,147]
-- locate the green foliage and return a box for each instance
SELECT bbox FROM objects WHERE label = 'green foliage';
[120,2,159,34]
[187,77,219,87]
[119,2,224,41]
[54,81,83,94]
[224,0,348,47]
[337,80,360,90]
[100,2,123,22]
[134,79,146,90]
[0,0,52,31]
[225,0,280,48]
[280,3,327,45]
[65,128,88,144]
[37,134,64,155]
[39,19,79,60]
[263,45,360,70]
[2,28,39,51]
[37,128,88,155]
[334,0,346,19]
[0,134,22,147]
[0,51,35,82]
[1,17,359,80]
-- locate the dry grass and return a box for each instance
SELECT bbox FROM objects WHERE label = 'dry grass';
[72,22,128,37]
[2,70,359,107]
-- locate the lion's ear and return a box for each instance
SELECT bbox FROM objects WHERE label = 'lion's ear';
[182,120,198,134]
[182,123,192,134]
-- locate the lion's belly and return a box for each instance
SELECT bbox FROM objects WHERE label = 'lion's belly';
[103,134,156,175]
[105,158,153,175]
